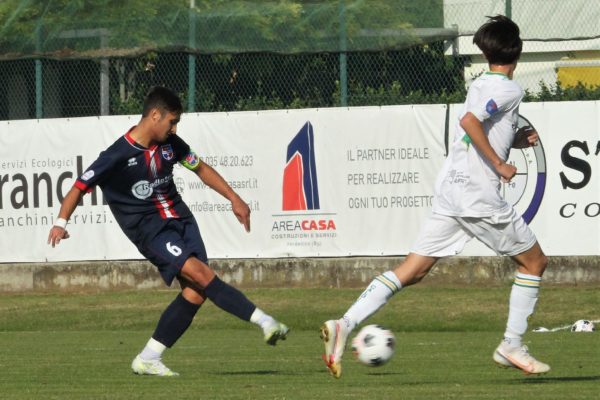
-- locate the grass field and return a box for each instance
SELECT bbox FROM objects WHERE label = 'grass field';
[1,286,599,399]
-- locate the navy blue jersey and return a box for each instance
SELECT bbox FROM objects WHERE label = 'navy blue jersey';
[75,127,196,244]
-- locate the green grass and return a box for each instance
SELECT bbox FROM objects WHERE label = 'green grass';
[0,286,599,399]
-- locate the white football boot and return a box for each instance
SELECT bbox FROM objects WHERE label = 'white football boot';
[493,342,550,374]
[320,320,349,378]
[131,355,179,376]
[263,321,290,346]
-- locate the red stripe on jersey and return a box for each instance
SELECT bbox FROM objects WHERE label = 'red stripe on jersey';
[153,195,179,219]
[143,151,153,176]
[74,180,93,193]
[124,126,138,145]
[153,147,162,170]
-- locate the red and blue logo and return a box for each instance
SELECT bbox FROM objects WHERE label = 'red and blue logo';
[161,144,174,161]
[282,122,320,211]
[486,99,499,115]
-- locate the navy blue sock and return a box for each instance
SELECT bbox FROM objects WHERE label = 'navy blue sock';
[152,293,201,348]
[204,276,256,321]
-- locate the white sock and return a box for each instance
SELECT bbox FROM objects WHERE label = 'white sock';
[341,271,402,331]
[139,337,167,361]
[504,273,541,348]
[250,308,276,331]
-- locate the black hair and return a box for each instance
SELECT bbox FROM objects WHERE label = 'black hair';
[142,86,183,117]
[473,15,522,65]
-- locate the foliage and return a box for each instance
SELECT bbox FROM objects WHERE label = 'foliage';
[0,0,445,57]
[524,81,600,102]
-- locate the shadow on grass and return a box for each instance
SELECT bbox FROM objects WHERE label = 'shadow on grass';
[519,375,600,384]
[212,370,281,376]
[365,372,404,376]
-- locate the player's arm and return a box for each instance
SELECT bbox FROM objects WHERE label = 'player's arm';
[460,112,516,182]
[47,186,84,247]
[181,152,250,232]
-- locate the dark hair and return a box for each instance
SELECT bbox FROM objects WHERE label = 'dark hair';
[473,15,522,65]
[142,86,183,117]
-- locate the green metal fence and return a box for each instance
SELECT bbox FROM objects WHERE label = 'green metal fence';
[1,0,600,121]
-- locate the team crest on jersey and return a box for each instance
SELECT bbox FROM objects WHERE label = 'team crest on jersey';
[161,144,174,161]
[486,99,499,115]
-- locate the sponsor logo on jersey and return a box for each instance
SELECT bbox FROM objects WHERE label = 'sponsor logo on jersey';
[81,170,95,181]
[131,180,153,199]
[131,176,173,200]
[161,144,174,161]
[127,157,137,167]
[486,99,499,115]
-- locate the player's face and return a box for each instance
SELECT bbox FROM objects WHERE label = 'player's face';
[154,111,180,142]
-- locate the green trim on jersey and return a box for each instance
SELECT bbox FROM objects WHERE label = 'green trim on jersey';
[484,71,509,79]
[461,134,472,148]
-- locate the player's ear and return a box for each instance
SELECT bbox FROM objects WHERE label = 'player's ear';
[149,108,162,122]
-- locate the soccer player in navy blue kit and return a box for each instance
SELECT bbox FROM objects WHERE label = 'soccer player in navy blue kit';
[48,86,289,376]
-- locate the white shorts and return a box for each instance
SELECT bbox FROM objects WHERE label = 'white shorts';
[411,208,537,257]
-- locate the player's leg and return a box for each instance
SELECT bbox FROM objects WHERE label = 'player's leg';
[463,210,550,374]
[176,216,289,345]
[132,282,204,376]
[321,213,464,378]
[494,241,550,374]
[179,257,289,345]
[132,219,212,376]
[321,253,437,378]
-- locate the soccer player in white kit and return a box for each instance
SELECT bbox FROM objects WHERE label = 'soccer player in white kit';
[321,15,550,378]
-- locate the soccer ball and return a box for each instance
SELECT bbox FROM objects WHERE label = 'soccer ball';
[351,324,396,366]
[571,319,595,332]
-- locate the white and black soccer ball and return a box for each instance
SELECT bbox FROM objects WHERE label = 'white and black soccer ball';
[571,319,595,332]
[351,324,396,366]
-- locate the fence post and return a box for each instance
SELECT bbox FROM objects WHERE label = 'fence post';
[505,0,512,18]
[188,0,197,113]
[339,0,348,107]
[35,22,43,119]
[100,32,109,116]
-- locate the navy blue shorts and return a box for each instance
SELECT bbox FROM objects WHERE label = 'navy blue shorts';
[137,216,208,286]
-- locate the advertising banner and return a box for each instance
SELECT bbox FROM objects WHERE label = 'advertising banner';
[0,106,447,262]
[2,102,599,262]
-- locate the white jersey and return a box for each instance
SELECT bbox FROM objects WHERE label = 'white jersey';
[433,72,523,218]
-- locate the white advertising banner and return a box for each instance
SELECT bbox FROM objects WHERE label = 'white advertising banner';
[2,101,599,262]
[0,106,447,262]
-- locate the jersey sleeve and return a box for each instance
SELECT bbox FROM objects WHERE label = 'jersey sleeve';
[74,150,118,193]
[468,83,523,122]
[171,135,201,171]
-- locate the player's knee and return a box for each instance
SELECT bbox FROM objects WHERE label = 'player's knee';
[522,254,548,277]
[180,257,215,288]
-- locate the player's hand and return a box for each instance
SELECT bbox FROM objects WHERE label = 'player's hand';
[512,126,538,149]
[231,195,251,232]
[47,226,70,247]
[496,162,517,183]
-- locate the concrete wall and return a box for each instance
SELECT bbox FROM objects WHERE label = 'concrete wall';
[1,256,599,292]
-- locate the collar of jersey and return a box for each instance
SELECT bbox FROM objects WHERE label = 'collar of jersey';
[124,128,158,152]
[484,71,509,79]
